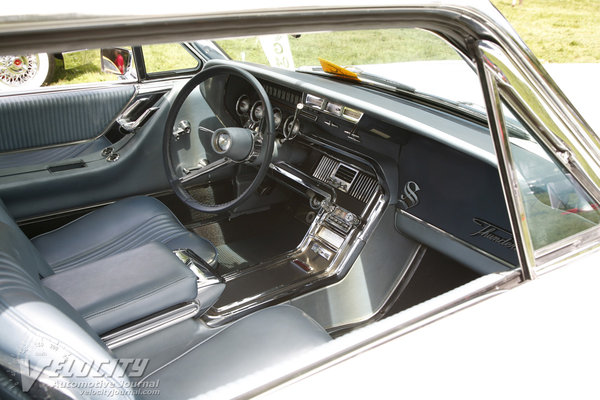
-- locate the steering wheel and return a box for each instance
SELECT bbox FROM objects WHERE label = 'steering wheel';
[163,64,275,213]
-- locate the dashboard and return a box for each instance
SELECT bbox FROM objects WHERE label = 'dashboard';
[201,60,518,272]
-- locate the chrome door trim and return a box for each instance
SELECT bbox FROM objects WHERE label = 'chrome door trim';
[476,39,600,273]
[476,40,536,280]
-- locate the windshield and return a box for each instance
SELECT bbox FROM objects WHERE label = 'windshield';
[216,28,484,108]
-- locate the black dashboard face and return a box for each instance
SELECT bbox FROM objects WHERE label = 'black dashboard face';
[213,68,517,268]
[225,75,303,140]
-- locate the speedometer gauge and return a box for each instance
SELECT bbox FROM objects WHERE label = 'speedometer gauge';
[235,95,251,115]
[250,100,264,122]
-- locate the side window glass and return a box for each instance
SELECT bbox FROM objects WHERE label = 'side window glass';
[0,49,136,92]
[505,104,600,249]
[141,43,199,75]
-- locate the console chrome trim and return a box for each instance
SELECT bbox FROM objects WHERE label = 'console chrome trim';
[269,161,335,202]
[102,302,200,349]
[205,172,385,327]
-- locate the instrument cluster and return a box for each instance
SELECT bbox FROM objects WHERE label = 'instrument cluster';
[235,94,300,141]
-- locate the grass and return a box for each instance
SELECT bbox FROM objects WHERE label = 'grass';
[47,53,118,87]
[46,43,199,87]
[491,0,600,62]
[142,43,199,73]
[42,3,598,87]
[217,29,459,67]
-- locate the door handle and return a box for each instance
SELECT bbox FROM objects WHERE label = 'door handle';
[117,98,159,132]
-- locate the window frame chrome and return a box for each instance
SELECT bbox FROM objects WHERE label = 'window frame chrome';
[475,39,600,277]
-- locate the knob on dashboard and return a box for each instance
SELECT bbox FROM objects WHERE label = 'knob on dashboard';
[344,212,359,225]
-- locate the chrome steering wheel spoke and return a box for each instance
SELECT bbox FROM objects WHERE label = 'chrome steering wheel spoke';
[179,157,232,184]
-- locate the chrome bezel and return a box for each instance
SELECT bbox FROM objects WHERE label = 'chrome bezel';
[235,94,251,116]
[273,107,283,130]
[305,93,325,109]
[283,115,300,140]
[250,100,264,122]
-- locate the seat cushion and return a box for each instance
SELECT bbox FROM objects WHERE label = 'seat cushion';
[32,196,218,272]
[133,304,331,398]
[42,242,199,334]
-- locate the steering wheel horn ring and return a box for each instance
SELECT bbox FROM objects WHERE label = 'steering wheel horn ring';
[163,64,275,213]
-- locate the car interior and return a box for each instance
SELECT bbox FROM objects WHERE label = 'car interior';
[3,25,579,398]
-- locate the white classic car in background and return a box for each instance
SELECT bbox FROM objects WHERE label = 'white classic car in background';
[0,1,599,399]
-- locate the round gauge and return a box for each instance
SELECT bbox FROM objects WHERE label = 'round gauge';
[250,100,264,122]
[283,116,301,140]
[235,95,251,116]
[273,108,282,130]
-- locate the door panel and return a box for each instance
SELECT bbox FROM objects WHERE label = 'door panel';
[0,81,217,221]
[0,85,135,152]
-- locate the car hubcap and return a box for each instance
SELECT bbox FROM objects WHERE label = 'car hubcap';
[0,55,40,86]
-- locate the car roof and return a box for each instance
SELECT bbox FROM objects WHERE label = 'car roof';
[0,1,512,55]
[2,0,495,18]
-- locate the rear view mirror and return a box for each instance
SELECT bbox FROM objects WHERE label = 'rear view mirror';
[101,48,133,76]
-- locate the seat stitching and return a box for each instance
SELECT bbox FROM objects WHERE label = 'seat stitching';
[50,215,182,271]
[52,215,177,266]
[82,274,192,319]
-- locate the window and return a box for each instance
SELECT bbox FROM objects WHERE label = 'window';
[141,43,199,75]
[0,48,135,92]
[507,109,600,249]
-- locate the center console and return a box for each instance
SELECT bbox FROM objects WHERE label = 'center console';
[203,139,385,327]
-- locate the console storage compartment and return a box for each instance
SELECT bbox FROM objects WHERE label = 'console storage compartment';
[42,242,199,334]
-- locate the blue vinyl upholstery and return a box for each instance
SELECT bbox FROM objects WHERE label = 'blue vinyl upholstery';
[0,195,331,398]
[31,196,219,272]
[0,136,111,169]
[0,86,134,152]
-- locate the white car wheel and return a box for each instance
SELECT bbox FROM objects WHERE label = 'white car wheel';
[0,53,52,90]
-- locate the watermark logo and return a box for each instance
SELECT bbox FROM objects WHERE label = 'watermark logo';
[12,336,160,397]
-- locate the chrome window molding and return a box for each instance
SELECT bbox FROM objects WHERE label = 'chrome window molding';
[0,80,135,97]
[212,268,522,399]
[479,42,600,204]
[476,40,600,274]
[476,40,536,281]
[535,227,600,271]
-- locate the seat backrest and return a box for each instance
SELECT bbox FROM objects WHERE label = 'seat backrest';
[0,199,53,279]
[0,213,134,398]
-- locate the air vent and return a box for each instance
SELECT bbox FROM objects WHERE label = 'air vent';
[313,156,338,182]
[313,155,378,202]
[350,174,379,203]
[334,164,358,184]
[264,83,302,105]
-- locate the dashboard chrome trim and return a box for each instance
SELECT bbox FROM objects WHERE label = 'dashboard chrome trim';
[203,141,386,327]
